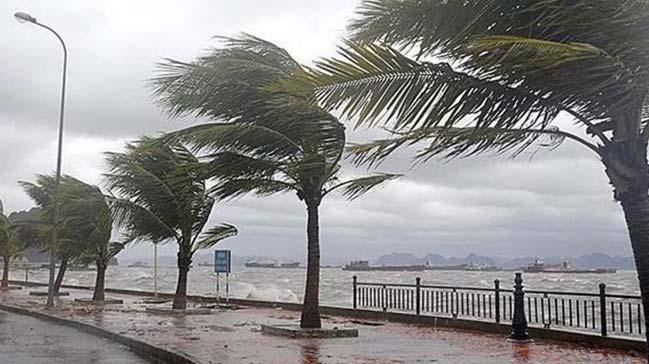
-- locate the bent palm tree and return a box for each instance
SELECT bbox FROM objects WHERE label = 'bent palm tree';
[104,137,237,309]
[289,0,649,345]
[151,35,399,328]
[20,175,98,296]
[1,208,45,289]
[57,179,123,301]
[0,199,30,289]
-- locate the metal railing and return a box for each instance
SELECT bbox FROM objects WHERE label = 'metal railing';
[352,274,644,338]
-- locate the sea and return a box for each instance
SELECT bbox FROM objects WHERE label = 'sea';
[13,266,641,306]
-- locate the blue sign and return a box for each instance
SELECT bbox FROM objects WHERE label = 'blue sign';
[214,250,231,273]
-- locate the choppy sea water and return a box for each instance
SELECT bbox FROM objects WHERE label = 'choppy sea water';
[12,266,640,307]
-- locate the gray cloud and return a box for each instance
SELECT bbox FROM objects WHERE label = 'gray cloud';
[0,0,632,262]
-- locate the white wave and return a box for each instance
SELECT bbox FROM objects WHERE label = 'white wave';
[242,283,299,302]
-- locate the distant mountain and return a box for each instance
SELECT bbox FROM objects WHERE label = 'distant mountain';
[373,252,635,270]
[375,253,423,266]
[374,252,495,267]
[573,253,635,270]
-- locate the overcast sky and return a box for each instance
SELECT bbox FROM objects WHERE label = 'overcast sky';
[0,0,632,262]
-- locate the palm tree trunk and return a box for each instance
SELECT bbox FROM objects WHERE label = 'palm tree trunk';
[1,257,9,289]
[93,261,106,301]
[172,252,192,310]
[300,202,321,329]
[620,193,649,354]
[53,259,68,296]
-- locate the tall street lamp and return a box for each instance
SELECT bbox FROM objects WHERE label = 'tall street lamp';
[14,11,68,308]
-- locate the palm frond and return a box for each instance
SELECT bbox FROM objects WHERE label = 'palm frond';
[347,1,649,126]
[326,173,402,200]
[201,151,282,180]
[106,196,178,243]
[209,178,297,200]
[346,126,572,166]
[463,35,641,121]
[307,41,559,132]
[349,0,649,69]
[151,33,301,120]
[193,223,238,252]
[107,242,127,259]
[162,122,303,162]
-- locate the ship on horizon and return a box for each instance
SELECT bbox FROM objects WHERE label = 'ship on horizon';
[342,260,500,272]
[244,260,301,269]
[522,260,616,274]
[127,261,150,268]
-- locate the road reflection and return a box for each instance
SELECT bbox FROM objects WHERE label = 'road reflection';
[301,342,321,364]
[512,343,531,363]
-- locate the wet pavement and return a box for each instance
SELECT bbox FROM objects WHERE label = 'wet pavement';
[0,309,153,364]
[0,287,644,364]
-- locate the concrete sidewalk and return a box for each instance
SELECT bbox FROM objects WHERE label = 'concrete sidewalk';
[0,309,154,364]
[1,287,645,364]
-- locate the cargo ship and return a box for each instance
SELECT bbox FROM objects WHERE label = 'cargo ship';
[244,260,277,268]
[523,260,616,274]
[342,260,429,272]
[244,260,301,268]
[127,261,150,268]
[342,260,501,272]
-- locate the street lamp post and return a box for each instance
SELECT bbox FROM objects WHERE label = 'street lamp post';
[15,12,68,308]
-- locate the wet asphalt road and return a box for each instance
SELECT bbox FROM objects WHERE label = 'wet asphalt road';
[0,310,153,364]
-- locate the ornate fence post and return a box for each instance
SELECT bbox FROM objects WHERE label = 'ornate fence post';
[599,283,607,337]
[494,279,501,324]
[416,277,421,315]
[353,275,358,310]
[510,273,530,340]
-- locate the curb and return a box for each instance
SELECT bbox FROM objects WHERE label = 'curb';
[0,302,199,364]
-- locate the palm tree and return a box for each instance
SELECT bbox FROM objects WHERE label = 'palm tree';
[286,0,649,343]
[0,199,31,289]
[104,137,238,310]
[151,35,400,328]
[56,178,123,302]
[0,207,43,290]
[20,175,97,296]
[0,199,15,289]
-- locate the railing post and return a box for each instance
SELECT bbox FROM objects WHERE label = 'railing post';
[510,273,530,341]
[494,279,501,324]
[452,288,457,318]
[416,277,421,315]
[353,275,357,310]
[599,283,607,337]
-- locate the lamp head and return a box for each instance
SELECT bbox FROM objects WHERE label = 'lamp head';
[14,12,36,24]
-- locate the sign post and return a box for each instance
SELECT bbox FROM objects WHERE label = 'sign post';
[214,250,231,305]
